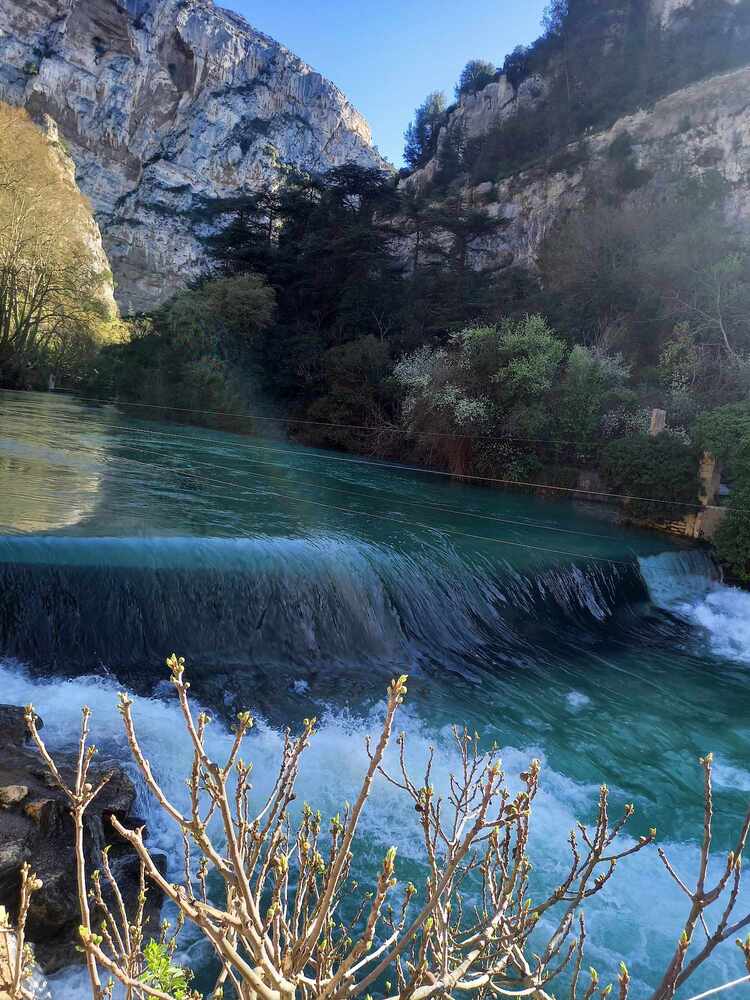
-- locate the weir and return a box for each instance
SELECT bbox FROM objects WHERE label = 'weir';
[0,534,718,687]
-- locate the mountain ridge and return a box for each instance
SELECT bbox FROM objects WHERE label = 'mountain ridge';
[0,0,386,313]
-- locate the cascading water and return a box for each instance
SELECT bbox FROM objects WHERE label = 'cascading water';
[640,550,750,664]
[0,532,648,672]
[1,389,749,998]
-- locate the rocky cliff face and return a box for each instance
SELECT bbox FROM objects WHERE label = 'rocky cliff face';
[654,0,742,27]
[0,0,386,313]
[446,64,750,277]
[401,0,750,277]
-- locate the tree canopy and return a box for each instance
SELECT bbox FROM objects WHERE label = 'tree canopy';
[0,103,116,389]
[455,59,497,99]
[403,91,447,171]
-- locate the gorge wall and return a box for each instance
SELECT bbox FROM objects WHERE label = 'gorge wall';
[0,0,386,313]
[413,64,750,278]
[401,0,750,277]
[37,111,118,321]
[1,0,748,315]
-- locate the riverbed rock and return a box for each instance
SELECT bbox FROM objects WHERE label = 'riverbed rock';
[0,707,165,973]
[0,704,42,748]
[0,0,387,313]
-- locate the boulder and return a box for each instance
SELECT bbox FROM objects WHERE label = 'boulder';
[0,705,41,749]
[0,708,165,973]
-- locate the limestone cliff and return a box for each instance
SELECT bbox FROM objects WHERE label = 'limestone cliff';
[0,0,386,313]
[36,112,118,320]
[0,101,117,321]
[400,0,750,277]
[443,65,750,277]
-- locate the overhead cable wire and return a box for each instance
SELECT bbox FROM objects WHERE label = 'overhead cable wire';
[98,419,736,512]
[0,388,739,511]
[0,454,633,565]
[0,385,644,449]
[14,429,629,543]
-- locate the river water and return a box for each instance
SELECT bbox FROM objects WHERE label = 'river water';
[1,389,749,997]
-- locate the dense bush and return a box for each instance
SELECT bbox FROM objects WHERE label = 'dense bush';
[392,317,634,477]
[89,274,275,426]
[714,482,750,583]
[557,345,632,442]
[601,433,699,522]
[695,402,750,477]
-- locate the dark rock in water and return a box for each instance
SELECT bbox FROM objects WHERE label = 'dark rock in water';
[0,707,165,973]
[0,704,42,748]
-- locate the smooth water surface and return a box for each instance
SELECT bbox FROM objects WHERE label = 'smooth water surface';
[1,389,749,997]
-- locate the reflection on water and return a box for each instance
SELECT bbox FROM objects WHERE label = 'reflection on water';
[0,390,679,559]
[0,393,105,531]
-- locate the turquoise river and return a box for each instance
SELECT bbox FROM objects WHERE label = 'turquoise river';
[1,389,749,997]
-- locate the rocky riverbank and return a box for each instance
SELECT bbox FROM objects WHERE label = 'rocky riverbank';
[0,706,165,973]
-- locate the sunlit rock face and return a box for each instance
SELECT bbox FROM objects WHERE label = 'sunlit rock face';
[454,65,750,275]
[0,0,386,313]
[33,112,118,320]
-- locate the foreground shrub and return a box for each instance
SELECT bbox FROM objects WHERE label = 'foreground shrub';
[2,656,749,1000]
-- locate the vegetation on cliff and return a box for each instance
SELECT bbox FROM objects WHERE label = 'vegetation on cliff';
[408,0,750,188]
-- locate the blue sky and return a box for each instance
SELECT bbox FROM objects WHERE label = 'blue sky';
[222,1,548,165]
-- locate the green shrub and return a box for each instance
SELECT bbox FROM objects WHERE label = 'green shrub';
[601,432,699,521]
[140,940,194,1000]
[455,59,497,99]
[694,402,750,476]
[88,273,276,428]
[714,482,750,583]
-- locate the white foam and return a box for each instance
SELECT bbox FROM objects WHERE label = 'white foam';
[688,587,750,664]
[713,759,750,792]
[640,551,750,664]
[566,690,591,711]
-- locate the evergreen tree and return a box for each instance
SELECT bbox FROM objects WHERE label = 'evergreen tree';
[403,91,447,171]
[455,59,497,99]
